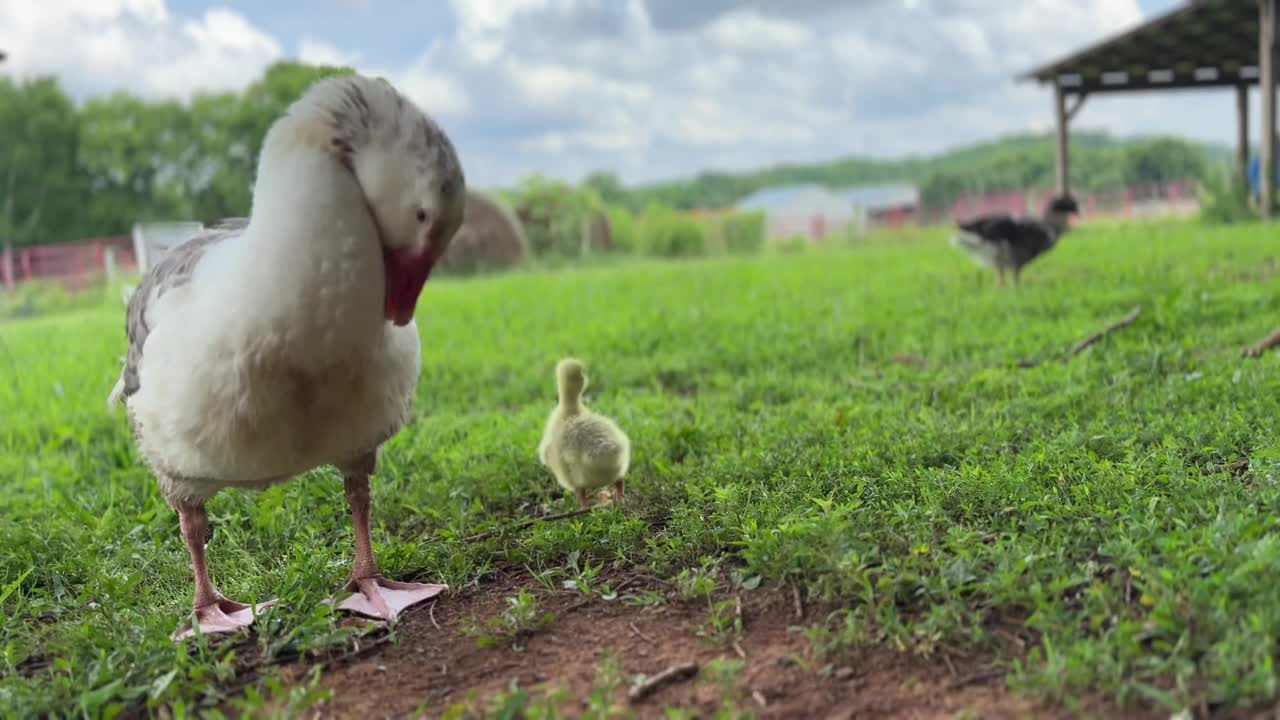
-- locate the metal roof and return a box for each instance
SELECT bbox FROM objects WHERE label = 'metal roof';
[737,182,919,213]
[1022,0,1260,94]
[735,184,828,211]
[834,182,919,210]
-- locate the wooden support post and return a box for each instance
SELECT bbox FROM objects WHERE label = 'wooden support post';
[1238,84,1251,189]
[1054,84,1070,196]
[1261,0,1277,218]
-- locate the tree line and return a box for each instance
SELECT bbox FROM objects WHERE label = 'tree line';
[1,60,1220,248]
[587,132,1218,212]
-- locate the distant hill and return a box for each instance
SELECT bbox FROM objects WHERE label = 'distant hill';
[583,131,1232,212]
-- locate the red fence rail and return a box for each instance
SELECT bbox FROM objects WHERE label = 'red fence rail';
[914,178,1199,226]
[1,235,136,292]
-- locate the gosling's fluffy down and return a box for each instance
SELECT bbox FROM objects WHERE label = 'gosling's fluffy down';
[537,358,630,509]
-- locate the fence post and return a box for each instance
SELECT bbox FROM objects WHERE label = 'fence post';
[104,246,117,285]
[1,241,11,292]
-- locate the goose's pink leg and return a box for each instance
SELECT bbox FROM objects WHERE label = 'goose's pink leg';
[172,505,277,641]
[338,473,447,621]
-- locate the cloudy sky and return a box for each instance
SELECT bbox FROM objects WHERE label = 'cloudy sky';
[0,0,1247,188]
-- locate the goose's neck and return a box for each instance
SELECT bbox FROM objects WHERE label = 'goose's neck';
[229,139,386,359]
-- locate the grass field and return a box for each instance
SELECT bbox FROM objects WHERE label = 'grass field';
[4,219,1280,717]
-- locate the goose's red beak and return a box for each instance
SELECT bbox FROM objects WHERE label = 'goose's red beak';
[383,245,435,326]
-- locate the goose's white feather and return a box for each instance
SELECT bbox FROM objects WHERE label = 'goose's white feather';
[111,73,465,508]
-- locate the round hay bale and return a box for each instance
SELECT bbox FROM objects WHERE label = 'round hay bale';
[438,191,528,275]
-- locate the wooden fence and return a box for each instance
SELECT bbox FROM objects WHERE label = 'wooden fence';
[1,235,136,292]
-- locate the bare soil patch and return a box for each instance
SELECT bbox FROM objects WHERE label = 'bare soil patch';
[261,570,1161,719]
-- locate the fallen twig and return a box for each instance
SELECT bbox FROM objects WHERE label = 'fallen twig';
[429,599,441,630]
[791,584,804,621]
[947,667,1006,690]
[561,596,594,615]
[1065,305,1142,359]
[732,641,747,659]
[463,508,592,542]
[1244,326,1280,357]
[628,621,654,643]
[629,662,700,702]
[752,690,768,708]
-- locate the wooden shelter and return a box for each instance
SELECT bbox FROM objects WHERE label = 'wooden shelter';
[1022,0,1277,215]
[1025,0,1280,354]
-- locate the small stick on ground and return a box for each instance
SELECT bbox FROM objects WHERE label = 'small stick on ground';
[1244,326,1280,357]
[732,641,747,659]
[629,662,700,702]
[628,621,654,644]
[1065,305,1142,359]
[463,508,592,542]
[943,653,958,678]
[791,584,804,621]
[429,600,441,631]
[752,690,768,708]
[947,667,1006,690]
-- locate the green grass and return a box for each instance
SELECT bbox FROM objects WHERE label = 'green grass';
[4,218,1280,716]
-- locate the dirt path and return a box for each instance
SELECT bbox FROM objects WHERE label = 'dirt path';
[258,570,1160,719]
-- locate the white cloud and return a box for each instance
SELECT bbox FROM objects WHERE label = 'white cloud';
[1,1,281,99]
[706,9,813,53]
[381,49,471,118]
[449,0,557,64]
[297,38,362,68]
[0,0,1252,189]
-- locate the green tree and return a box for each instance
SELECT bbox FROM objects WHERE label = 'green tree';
[0,77,82,246]
[77,92,193,235]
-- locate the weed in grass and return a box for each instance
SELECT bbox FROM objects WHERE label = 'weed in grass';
[437,652,631,720]
[583,649,630,719]
[439,679,569,720]
[698,657,753,720]
[460,589,556,651]
[561,550,604,594]
[798,608,872,664]
[696,598,744,646]
[673,562,719,603]
[222,667,333,719]
[622,589,666,608]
